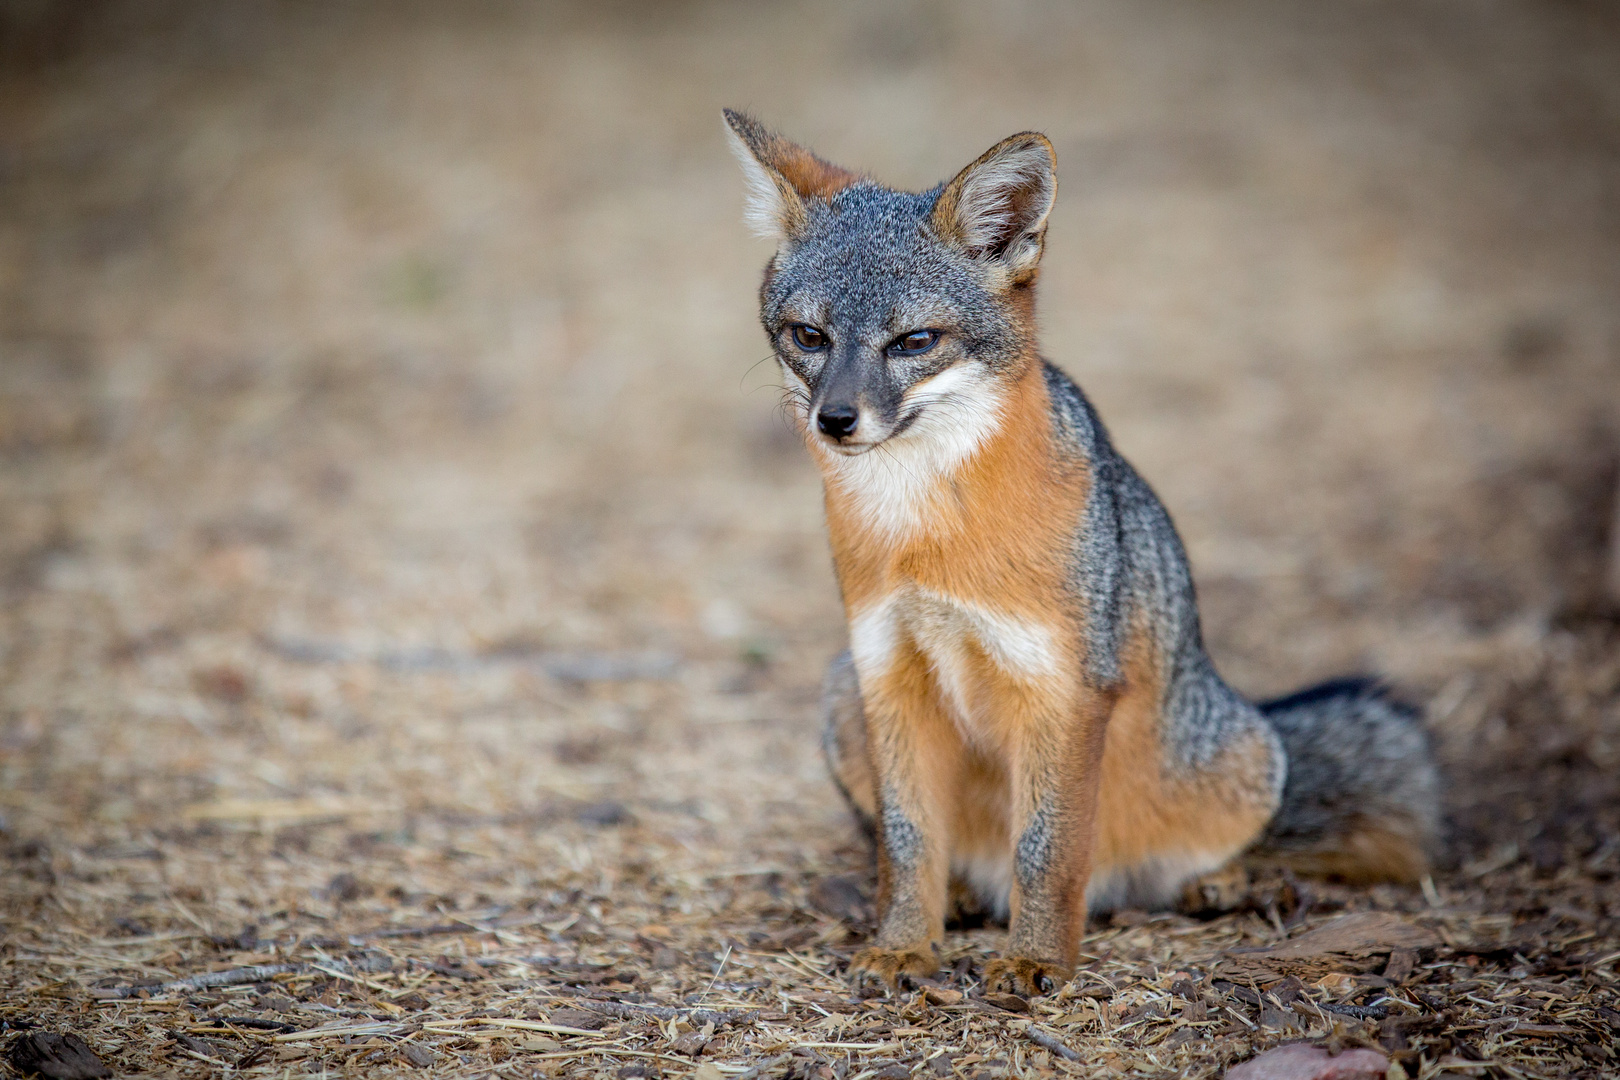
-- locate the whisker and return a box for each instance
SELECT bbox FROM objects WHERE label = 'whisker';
[738,353,778,392]
[874,438,928,492]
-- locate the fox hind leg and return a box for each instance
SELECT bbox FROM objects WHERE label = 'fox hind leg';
[822,651,877,837]
[1089,675,1285,916]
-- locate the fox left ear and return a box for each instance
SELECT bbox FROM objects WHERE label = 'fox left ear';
[932,132,1056,280]
[723,109,862,241]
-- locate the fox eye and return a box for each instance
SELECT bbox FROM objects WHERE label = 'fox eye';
[791,325,827,351]
[888,329,940,356]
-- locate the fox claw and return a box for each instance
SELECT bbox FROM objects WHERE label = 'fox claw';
[983,955,1070,997]
[848,945,939,993]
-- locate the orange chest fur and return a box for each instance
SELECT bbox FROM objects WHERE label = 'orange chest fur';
[825,370,1084,614]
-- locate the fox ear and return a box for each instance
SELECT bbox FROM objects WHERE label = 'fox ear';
[932,132,1056,278]
[723,109,861,241]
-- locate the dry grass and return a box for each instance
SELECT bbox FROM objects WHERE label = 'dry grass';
[2,2,1619,1077]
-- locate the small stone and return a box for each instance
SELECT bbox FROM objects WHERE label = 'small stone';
[1225,1043,1389,1080]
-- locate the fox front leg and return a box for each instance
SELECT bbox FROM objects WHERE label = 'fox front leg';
[848,795,945,992]
[985,705,1109,997]
[847,693,955,992]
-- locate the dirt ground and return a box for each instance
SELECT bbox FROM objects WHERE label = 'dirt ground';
[2,2,1619,1077]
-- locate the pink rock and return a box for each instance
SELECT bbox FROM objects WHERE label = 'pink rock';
[1225,1043,1389,1080]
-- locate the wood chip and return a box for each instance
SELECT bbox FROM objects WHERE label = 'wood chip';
[6,1033,113,1080]
[1220,913,1440,981]
[980,992,1030,1013]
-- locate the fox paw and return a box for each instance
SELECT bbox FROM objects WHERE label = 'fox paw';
[848,945,940,994]
[1178,862,1250,914]
[983,955,1071,997]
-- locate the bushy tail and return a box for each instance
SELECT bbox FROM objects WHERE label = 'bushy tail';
[1251,679,1441,884]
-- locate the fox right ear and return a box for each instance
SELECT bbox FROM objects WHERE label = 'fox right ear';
[723,110,860,241]
[932,132,1056,281]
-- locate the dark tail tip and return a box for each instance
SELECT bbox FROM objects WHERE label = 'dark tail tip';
[1258,675,1414,718]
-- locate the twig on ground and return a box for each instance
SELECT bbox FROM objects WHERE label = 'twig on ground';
[580,1000,759,1028]
[90,955,393,999]
[1022,1024,1083,1062]
[694,943,732,1006]
[419,1018,604,1037]
[192,1016,299,1033]
[271,1022,400,1044]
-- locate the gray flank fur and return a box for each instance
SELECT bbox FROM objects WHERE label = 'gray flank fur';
[1042,362,1281,789]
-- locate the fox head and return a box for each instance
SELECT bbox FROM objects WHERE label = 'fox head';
[725,110,1056,503]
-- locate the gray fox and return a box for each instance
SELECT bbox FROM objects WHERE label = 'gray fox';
[724,110,1440,996]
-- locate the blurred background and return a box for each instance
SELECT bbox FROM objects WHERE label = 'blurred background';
[2,0,1618,964]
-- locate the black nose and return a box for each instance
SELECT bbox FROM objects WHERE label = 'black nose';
[816,405,859,438]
